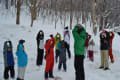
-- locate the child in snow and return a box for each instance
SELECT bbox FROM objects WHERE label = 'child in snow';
[3,40,15,80]
[55,32,62,63]
[63,26,71,58]
[36,30,44,66]
[85,32,91,57]
[88,39,95,62]
[57,40,70,72]
[16,39,28,80]
[109,31,114,63]
[44,35,55,80]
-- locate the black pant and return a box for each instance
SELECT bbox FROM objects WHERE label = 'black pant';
[74,55,85,80]
[66,43,71,58]
[4,66,15,79]
[36,49,44,66]
[45,70,54,79]
[58,62,66,71]
[55,49,60,63]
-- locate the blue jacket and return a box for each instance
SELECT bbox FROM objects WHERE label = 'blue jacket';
[57,41,67,63]
[7,51,15,66]
[16,44,28,67]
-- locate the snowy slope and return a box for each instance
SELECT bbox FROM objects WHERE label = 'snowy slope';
[0,8,120,80]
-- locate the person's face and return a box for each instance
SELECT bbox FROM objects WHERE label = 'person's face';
[8,48,11,51]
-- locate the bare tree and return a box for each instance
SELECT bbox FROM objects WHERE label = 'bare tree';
[16,0,21,24]
[27,0,41,27]
[11,0,14,6]
[5,0,8,9]
[70,0,73,29]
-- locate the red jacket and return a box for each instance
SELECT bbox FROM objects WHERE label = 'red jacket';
[45,37,55,61]
[85,33,91,47]
[45,37,55,72]
[110,32,114,49]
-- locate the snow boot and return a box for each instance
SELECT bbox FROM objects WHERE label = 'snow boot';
[49,70,54,78]
[45,72,48,79]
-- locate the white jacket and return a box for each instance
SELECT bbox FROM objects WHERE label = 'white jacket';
[63,29,70,44]
[39,40,44,49]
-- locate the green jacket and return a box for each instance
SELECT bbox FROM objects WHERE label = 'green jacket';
[72,26,86,55]
[55,34,62,50]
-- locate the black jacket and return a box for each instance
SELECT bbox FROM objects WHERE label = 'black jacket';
[36,30,44,48]
[100,31,110,50]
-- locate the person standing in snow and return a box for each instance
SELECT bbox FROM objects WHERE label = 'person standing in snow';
[109,31,114,63]
[72,24,86,80]
[55,32,62,63]
[36,30,44,66]
[99,30,110,70]
[63,26,71,59]
[88,39,95,62]
[16,40,28,80]
[3,40,15,80]
[57,40,70,72]
[44,35,55,80]
[85,32,91,57]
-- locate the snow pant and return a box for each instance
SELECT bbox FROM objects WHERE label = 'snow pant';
[74,55,85,80]
[58,61,66,71]
[17,67,26,80]
[55,49,60,63]
[100,50,109,68]
[66,43,71,58]
[45,59,54,79]
[88,50,94,61]
[36,49,44,66]
[4,66,15,79]
[109,48,114,62]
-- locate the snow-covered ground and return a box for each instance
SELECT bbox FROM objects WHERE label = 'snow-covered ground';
[0,7,120,80]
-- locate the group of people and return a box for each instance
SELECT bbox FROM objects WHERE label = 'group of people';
[3,24,115,80]
[36,27,71,80]
[3,40,27,80]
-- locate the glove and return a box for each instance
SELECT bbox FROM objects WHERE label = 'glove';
[48,48,50,54]
[77,28,83,34]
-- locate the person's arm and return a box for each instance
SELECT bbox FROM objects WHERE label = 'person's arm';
[72,26,79,39]
[111,32,114,39]
[59,34,62,41]
[3,42,8,67]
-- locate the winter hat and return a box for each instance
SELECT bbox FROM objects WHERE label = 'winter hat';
[39,30,43,35]
[19,39,25,44]
[50,34,53,38]
[65,26,68,29]
[75,24,83,34]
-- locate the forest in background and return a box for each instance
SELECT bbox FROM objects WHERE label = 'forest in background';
[0,0,120,34]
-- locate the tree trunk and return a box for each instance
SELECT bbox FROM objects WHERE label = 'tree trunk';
[70,0,73,29]
[16,0,21,24]
[11,0,14,6]
[5,0,8,9]
[64,0,66,28]
[31,17,34,27]
[92,0,96,35]
[15,0,17,8]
